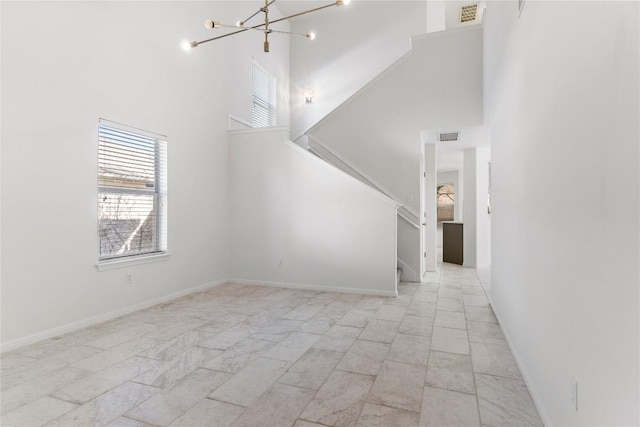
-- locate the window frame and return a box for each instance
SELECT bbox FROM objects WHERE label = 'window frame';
[252,59,277,127]
[96,119,168,267]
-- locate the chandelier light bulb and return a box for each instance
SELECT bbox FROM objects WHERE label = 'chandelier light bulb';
[307,32,316,40]
[204,20,221,29]
[180,40,193,51]
[236,21,243,27]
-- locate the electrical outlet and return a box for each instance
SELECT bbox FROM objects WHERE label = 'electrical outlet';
[125,272,134,284]
[570,377,578,412]
[278,259,284,267]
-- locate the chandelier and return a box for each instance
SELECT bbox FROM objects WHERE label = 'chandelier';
[182,0,351,53]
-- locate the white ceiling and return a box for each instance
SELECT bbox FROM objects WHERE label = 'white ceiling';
[275,1,344,18]
[276,0,486,29]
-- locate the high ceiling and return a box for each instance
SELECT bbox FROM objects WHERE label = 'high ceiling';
[275,0,485,31]
[277,0,489,172]
[275,1,345,18]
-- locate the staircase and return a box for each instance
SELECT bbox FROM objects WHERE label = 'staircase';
[301,133,421,282]
[228,127,400,296]
[296,26,484,281]
[228,27,484,293]
[307,135,420,227]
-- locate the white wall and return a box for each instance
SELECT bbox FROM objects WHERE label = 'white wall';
[475,149,490,268]
[486,1,639,425]
[228,128,398,296]
[438,170,463,222]
[424,144,438,272]
[426,1,446,34]
[463,149,477,267]
[463,148,490,268]
[0,3,3,339]
[0,1,290,349]
[289,1,427,139]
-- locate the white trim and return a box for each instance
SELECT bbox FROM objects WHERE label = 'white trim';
[96,252,171,271]
[228,126,290,137]
[292,134,306,144]
[98,117,167,139]
[490,299,551,427]
[227,114,253,130]
[308,135,415,216]
[420,142,425,278]
[397,258,418,282]
[410,25,483,45]
[393,213,398,296]
[0,279,227,353]
[292,134,309,150]
[287,139,399,208]
[228,278,398,298]
[398,210,420,229]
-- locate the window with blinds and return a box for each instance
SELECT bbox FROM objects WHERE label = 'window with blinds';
[98,120,167,261]
[252,60,277,127]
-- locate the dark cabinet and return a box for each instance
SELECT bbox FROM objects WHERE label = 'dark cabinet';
[443,222,463,265]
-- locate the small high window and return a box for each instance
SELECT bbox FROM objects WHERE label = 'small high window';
[97,120,167,261]
[252,60,277,127]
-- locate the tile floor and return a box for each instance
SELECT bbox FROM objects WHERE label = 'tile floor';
[1,264,542,427]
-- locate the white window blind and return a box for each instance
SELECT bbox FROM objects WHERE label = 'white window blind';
[252,60,277,127]
[98,121,167,261]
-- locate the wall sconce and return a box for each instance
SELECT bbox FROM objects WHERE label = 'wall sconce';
[304,89,314,104]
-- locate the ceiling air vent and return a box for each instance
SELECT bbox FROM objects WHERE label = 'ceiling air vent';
[460,4,479,23]
[438,132,461,142]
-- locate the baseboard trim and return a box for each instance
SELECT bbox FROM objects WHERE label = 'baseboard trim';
[0,279,228,354]
[490,298,552,427]
[228,278,398,297]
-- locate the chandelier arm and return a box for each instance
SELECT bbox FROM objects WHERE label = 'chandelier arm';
[206,23,312,39]
[268,29,312,38]
[268,1,339,25]
[195,28,250,46]
[189,0,343,49]
[212,23,311,39]
[240,0,277,26]
[195,13,275,46]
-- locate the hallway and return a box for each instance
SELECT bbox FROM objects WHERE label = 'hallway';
[1,267,540,427]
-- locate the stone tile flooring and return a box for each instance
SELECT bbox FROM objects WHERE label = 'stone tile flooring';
[1,264,543,426]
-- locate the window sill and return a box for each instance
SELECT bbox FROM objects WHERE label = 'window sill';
[96,252,171,271]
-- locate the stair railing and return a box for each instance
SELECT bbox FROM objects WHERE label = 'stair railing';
[307,135,420,229]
